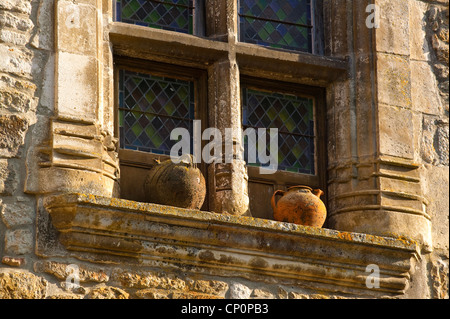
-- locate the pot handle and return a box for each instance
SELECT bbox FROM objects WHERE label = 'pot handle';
[312,189,324,198]
[271,190,285,212]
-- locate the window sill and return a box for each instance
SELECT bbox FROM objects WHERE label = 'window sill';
[44,193,419,297]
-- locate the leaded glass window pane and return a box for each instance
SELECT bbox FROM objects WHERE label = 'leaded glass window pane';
[242,87,315,174]
[119,69,195,155]
[115,0,195,34]
[238,0,313,52]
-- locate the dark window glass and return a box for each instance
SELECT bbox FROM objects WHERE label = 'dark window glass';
[118,69,195,155]
[115,0,195,34]
[242,87,315,174]
[238,0,313,52]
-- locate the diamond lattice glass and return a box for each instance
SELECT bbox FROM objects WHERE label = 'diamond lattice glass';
[119,69,195,155]
[238,0,312,52]
[115,0,194,34]
[242,87,315,174]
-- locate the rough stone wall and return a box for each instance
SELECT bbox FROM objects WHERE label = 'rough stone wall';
[1,260,355,299]
[415,0,449,299]
[1,0,53,268]
[0,0,448,299]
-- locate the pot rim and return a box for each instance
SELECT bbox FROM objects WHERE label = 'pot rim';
[287,185,313,192]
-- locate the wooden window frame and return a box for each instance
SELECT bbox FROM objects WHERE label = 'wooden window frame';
[114,56,209,208]
[241,75,327,219]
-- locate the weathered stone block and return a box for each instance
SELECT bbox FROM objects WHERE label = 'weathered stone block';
[422,165,450,253]
[432,34,449,65]
[430,257,449,299]
[228,283,252,299]
[329,209,432,252]
[111,269,186,291]
[378,104,415,159]
[0,29,28,46]
[378,175,423,198]
[135,288,170,299]
[376,53,411,107]
[0,270,47,299]
[0,0,32,15]
[0,159,18,195]
[56,1,97,55]
[1,256,26,267]
[34,261,109,283]
[0,73,36,92]
[0,10,34,32]
[411,60,443,115]
[376,0,410,55]
[288,291,309,299]
[55,51,97,122]
[0,88,35,113]
[409,0,430,61]
[187,279,228,296]
[86,286,129,299]
[37,166,117,197]
[47,293,83,299]
[421,116,449,165]
[30,0,54,51]
[251,288,274,299]
[0,44,33,78]
[4,228,33,254]
[171,291,223,299]
[0,72,38,115]
[0,200,34,228]
[0,114,28,158]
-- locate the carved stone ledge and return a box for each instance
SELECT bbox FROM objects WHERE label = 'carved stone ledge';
[43,193,419,297]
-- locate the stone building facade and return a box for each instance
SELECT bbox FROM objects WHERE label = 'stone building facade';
[0,0,448,299]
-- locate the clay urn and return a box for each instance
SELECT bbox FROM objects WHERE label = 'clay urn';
[143,154,206,210]
[271,185,326,227]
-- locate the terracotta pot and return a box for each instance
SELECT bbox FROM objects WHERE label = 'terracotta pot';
[271,186,326,227]
[143,154,206,210]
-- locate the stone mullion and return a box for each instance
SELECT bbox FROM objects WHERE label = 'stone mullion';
[207,58,249,216]
[206,0,249,216]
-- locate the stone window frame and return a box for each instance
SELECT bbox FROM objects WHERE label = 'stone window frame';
[109,0,334,215]
[28,0,425,297]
